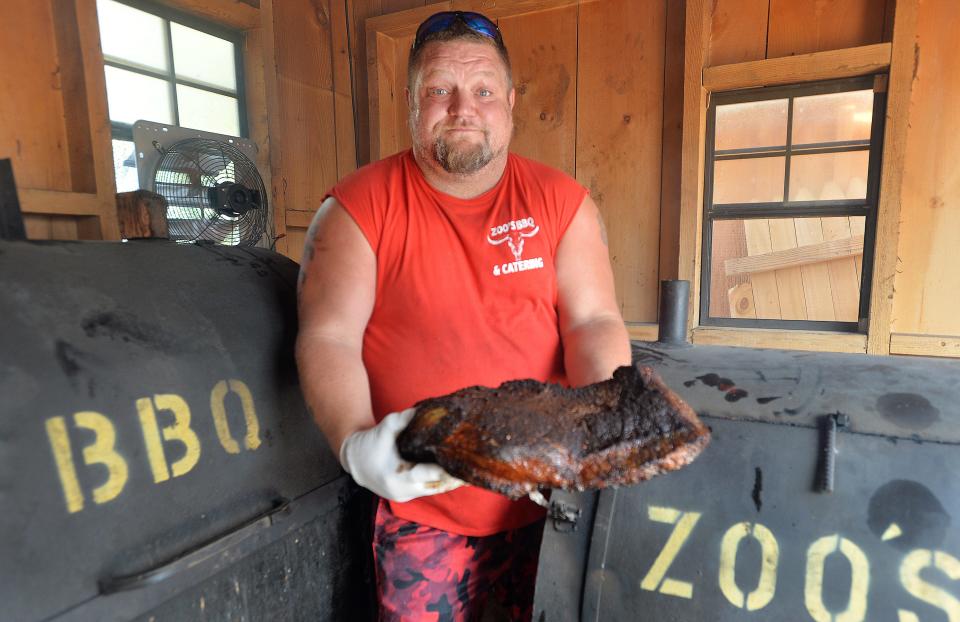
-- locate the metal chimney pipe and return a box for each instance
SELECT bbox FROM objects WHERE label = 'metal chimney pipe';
[657,279,690,346]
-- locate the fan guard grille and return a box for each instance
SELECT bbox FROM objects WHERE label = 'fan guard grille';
[154,138,268,245]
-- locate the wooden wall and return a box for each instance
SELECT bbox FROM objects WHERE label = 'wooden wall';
[4,0,960,356]
[362,0,680,330]
[1,0,120,241]
[889,0,960,352]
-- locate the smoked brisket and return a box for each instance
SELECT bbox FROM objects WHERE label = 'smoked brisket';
[396,364,710,499]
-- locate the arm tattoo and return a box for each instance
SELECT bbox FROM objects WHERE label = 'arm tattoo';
[597,211,609,247]
[297,211,323,299]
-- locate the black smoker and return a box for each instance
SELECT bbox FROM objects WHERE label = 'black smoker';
[3,243,959,622]
[0,240,375,621]
[533,281,960,621]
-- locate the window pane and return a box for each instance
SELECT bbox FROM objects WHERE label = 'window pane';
[97,0,168,71]
[709,216,865,321]
[792,90,874,145]
[176,85,240,135]
[789,151,869,201]
[713,157,785,204]
[111,139,139,192]
[715,99,788,151]
[171,23,237,91]
[104,66,173,125]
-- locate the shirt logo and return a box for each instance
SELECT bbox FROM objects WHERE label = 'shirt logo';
[487,217,544,277]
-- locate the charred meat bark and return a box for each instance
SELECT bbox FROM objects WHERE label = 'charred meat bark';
[396,364,710,499]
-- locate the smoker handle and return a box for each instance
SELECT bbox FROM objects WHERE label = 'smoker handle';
[98,497,290,594]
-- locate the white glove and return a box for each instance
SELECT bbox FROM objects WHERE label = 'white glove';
[339,408,465,502]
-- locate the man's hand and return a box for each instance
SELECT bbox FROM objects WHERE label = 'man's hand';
[339,408,465,502]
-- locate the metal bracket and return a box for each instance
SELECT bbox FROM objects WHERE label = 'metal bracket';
[815,412,849,493]
[549,500,582,532]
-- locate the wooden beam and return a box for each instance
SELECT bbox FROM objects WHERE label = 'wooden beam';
[692,326,868,353]
[677,0,711,330]
[724,235,864,276]
[330,0,358,178]
[76,0,120,239]
[890,333,960,358]
[703,43,892,92]
[150,0,260,30]
[867,0,918,354]
[19,189,102,216]
[626,323,659,342]
[285,210,315,228]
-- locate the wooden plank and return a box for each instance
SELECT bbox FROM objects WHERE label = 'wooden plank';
[658,0,685,282]
[728,281,757,319]
[708,218,747,317]
[692,326,868,353]
[50,216,80,240]
[708,0,768,66]
[626,323,660,342]
[116,190,169,239]
[258,0,286,255]
[820,217,861,322]
[502,3,578,175]
[703,43,892,92]
[381,0,428,13]
[330,0,358,178]
[348,0,385,165]
[19,189,102,216]
[242,27,276,247]
[726,232,865,275]
[76,0,120,239]
[767,218,806,320]
[52,0,96,194]
[576,0,664,323]
[767,0,886,58]
[890,333,960,358]
[0,0,72,192]
[743,219,781,319]
[269,0,339,254]
[285,210,315,228]
[23,214,54,240]
[285,226,308,264]
[452,0,581,20]
[793,218,835,321]
[850,215,865,288]
[889,0,960,339]
[867,0,918,354]
[677,0,711,329]
[151,0,260,29]
[368,31,397,159]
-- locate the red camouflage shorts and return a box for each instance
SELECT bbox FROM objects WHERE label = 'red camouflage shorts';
[372,499,544,622]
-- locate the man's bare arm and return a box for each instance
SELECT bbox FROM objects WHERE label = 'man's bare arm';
[296,196,377,458]
[555,194,632,386]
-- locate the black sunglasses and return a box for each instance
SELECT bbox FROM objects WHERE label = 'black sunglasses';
[412,11,503,51]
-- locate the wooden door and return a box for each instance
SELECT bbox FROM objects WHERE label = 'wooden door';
[365,0,670,324]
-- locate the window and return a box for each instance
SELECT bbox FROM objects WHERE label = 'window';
[96,0,246,191]
[700,77,885,332]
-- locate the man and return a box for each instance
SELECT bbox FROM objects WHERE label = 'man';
[296,10,631,621]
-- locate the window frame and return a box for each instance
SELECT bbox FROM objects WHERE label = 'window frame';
[699,75,887,333]
[101,0,248,141]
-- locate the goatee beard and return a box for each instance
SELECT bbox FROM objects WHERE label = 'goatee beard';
[433,134,494,175]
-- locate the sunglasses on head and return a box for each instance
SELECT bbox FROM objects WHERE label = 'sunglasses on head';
[412,11,503,51]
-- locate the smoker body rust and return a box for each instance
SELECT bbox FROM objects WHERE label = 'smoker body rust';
[533,342,960,621]
[0,240,375,621]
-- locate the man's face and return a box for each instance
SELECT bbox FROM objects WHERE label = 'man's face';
[408,40,515,175]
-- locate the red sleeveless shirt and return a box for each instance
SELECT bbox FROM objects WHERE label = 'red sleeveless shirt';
[330,149,587,535]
